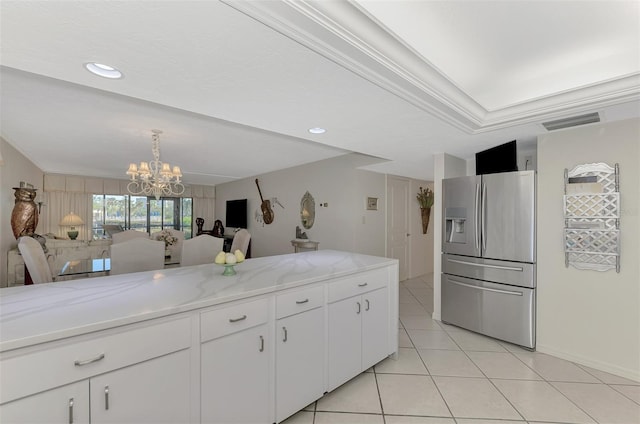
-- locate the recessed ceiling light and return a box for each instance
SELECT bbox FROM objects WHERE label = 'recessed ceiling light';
[308,127,326,134]
[84,62,123,79]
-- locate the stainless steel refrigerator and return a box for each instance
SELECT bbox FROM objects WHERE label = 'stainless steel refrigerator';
[441,170,536,349]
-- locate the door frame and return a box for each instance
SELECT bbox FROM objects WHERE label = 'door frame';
[386,175,410,281]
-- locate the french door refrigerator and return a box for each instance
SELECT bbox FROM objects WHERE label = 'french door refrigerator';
[441,170,536,349]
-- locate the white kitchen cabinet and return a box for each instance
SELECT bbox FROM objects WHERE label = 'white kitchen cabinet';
[200,298,271,424]
[0,381,89,424]
[275,285,324,423]
[0,350,190,424]
[328,286,389,391]
[1,251,398,424]
[90,350,190,423]
[0,316,192,424]
[361,287,390,371]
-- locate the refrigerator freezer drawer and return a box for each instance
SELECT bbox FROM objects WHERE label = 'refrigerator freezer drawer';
[442,274,535,349]
[442,254,535,288]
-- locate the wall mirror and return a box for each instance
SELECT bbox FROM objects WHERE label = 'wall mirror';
[300,191,315,229]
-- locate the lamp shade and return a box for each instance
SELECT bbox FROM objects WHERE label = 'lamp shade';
[59,212,84,227]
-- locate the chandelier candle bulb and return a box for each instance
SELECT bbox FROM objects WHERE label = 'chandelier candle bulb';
[126,130,185,200]
[127,163,138,176]
[161,163,172,175]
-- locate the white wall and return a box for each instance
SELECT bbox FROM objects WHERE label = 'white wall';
[432,153,467,320]
[537,118,640,381]
[215,154,386,258]
[409,180,434,278]
[1,137,44,286]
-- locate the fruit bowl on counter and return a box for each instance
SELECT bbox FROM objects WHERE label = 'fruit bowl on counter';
[214,249,245,276]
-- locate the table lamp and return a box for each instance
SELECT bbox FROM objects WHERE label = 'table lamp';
[59,212,84,240]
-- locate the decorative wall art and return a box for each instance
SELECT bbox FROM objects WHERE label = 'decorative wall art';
[416,186,434,234]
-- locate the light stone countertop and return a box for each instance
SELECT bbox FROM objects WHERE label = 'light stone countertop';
[0,250,397,352]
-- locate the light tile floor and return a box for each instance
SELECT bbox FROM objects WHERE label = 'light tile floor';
[284,274,640,424]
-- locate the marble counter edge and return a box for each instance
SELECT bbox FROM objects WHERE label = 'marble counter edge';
[1,253,398,353]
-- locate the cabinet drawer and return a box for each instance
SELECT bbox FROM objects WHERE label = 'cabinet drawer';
[276,285,324,319]
[328,268,388,303]
[201,298,269,343]
[0,315,191,405]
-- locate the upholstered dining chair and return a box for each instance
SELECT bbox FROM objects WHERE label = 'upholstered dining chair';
[230,229,251,257]
[151,228,185,262]
[110,238,165,275]
[180,235,224,267]
[18,236,54,284]
[111,229,149,244]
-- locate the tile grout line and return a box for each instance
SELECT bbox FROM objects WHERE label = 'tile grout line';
[372,366,386,424]
[442,327,528,423]
[404,277,459,421]
[405,275,532,423]
[575,361,640,406]
[505,345,603,423]
[400,276,618,424]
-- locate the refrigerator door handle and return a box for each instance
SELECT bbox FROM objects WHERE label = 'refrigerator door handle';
[448,278,524,296]
[475,183,480,252]
[446,258,524,272]
[481,182,487,252]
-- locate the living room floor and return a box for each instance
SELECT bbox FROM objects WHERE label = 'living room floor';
[284,273,640,424]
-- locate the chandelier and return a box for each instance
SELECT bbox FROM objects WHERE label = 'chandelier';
[126,130,185,200]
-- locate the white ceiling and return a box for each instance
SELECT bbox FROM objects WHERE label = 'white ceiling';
[1,0,638,184]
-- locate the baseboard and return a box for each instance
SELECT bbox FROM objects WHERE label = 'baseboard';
[432,311,441,321]
[537,343,640,383]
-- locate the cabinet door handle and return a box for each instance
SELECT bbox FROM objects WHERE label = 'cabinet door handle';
[365,299,370,311]
[229,315,247,323]
[356,302,361,314]
[295,298,309,304]
[358,282,368,287]
[68,398,74,424]
[259,335,264,352]
[104,385,109,410]
[282,326,288,342]
[74,353,105,366]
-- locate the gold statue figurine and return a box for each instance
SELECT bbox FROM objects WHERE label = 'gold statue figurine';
[11,187,39,239]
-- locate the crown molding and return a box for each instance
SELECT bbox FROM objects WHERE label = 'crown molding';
[225,0,640,134]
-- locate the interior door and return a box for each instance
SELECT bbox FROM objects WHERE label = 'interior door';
[387,176,409,281]
[482,171,535,262]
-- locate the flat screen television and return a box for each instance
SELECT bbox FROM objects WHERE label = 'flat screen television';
[475,140,518,175]
[226,199,247,229]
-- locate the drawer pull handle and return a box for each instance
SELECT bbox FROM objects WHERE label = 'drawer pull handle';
[365,299,370,311]
[68,398,74,424]
[282,326,288,342]
[358,282,368,287]
[259,335,264,352]
[74,353,105,366]
[229,315,247,323]
[448,279,524,296]
[105,385,109,410]
[296,298,309,304]
[357,301,361,314]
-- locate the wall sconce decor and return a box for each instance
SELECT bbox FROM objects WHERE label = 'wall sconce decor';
[416,186,434,234]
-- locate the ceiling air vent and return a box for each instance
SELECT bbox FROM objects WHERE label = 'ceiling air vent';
[542,113,600,131]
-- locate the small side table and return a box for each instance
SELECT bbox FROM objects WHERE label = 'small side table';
[291,239,319,253]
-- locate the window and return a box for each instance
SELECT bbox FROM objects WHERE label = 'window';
[92,195,193,239]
